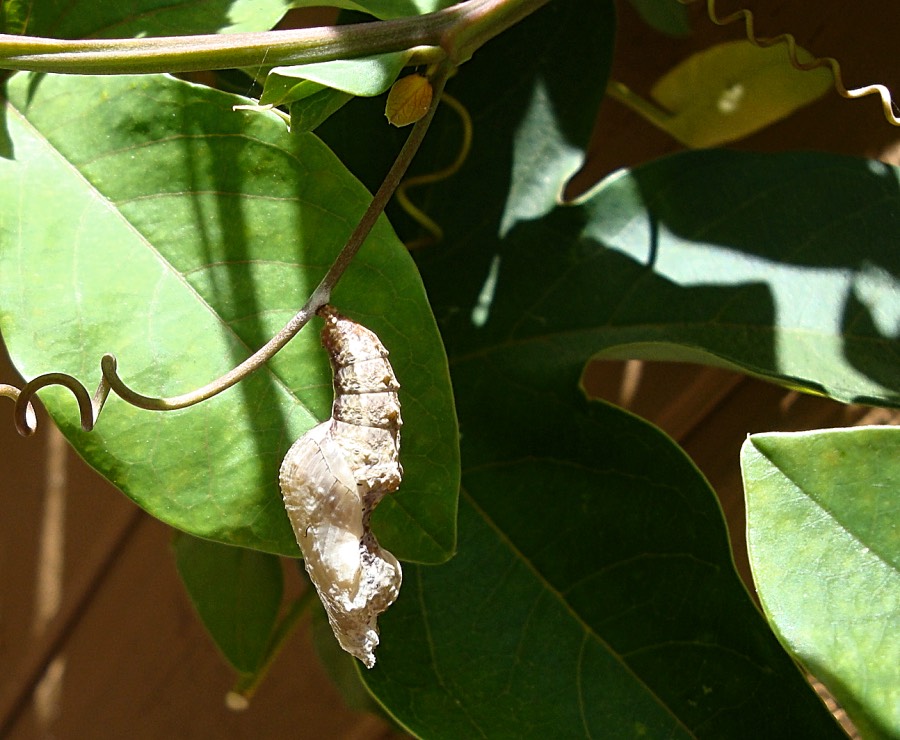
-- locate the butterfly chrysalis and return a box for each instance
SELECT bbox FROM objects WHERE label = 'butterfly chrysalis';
[278,306,402,668]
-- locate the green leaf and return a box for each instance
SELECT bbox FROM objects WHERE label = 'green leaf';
[287,0,456,21]
[496,2,615,235]
[255,50,415,136]
[290,89,353,133]
[353,3,841,733]
[742,427,900,739]
[260,51,413,108]
[627,0,691,37]
[364,390,845,737]
[173,533,283,674]
[650,41,832,148]
[413,147,900,407]
[0,72,458,563]
[0,0,28,35]
[12,0,295,38]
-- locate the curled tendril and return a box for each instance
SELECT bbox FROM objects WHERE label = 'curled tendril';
[396,92,473,249]
[0,383,38,434]
[2,59,455,439]
[682,0,900,126]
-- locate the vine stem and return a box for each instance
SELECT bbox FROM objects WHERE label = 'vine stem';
[6,59,455,434]
[0,0,549,73]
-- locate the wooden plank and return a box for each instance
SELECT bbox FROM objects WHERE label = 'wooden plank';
[8,515,400,739]
[0,348,142,734]
[583,360,744,439]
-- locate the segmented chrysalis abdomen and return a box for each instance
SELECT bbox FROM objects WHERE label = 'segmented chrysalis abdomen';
[278,306,402,668]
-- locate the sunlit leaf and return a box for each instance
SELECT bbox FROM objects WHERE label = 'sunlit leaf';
[12,0,296,37]
[742,426,900,739]
[260,51,413,108]
[650,40,832,147]
[287,0,456,21]
[0,73,458,563]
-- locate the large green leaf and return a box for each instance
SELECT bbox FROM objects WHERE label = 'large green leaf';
[365,385,844,737]
[416,146,900,407]
[323,13,899,412]
[0,72,458,562]
[8,0,295,38]
[742,427,900,739]
[349,1,841,734]
[174,533,283,674]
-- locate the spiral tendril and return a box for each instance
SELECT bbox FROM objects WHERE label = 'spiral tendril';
[396,92,473,249]
[683,0,900,126]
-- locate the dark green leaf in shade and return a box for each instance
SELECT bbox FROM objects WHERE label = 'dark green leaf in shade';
[0,73,458,562]
[331,0,851,733]
[364,384,845,737]
[742,427,900,739]
[627,0,691,37]
[494,5,615,236]
[173,533,283,674]
[328,2,900,410]
[0,0,28,35]
[290,89,354,133]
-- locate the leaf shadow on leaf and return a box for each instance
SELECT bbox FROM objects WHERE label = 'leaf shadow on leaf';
[0,72,458,561]
[319,0,615,340]
[0,77,12,159]
[625,151,900,404]
[168,82,301,547]
[841,278,900,404]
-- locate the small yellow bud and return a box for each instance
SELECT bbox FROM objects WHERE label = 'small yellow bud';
[385,74,433,127]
